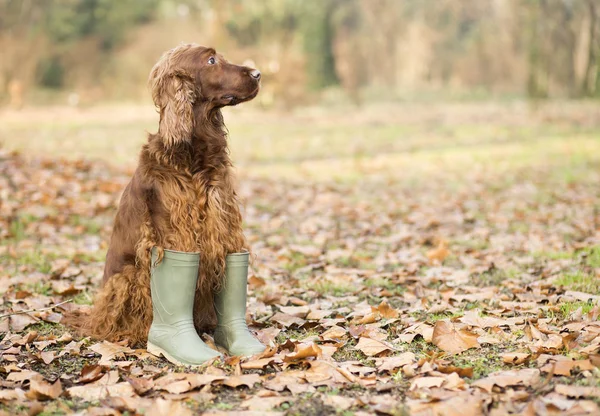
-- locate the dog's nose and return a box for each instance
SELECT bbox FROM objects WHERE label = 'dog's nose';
[249,69,261,80]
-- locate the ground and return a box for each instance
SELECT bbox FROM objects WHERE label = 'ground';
[0,100,599,415]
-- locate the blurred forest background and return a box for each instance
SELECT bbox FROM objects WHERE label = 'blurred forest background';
[1,0,600,109]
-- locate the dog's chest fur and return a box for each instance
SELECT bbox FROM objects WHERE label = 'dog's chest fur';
[143,138,246,283]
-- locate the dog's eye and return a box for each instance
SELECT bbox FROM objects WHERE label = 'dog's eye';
[207,57,216,65]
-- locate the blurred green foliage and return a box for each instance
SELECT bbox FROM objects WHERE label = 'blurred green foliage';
[0,0,599,103]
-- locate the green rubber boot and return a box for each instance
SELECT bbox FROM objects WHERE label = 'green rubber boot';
[214,252,266,356]
[147,248,222,366]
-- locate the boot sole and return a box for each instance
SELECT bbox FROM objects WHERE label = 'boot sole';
[147,342,217,367]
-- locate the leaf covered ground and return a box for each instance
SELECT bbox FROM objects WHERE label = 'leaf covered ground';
[1,102,600,415]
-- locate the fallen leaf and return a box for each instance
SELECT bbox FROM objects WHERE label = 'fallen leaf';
[377,352,416,372]
[409,376,445,390]
[472,369,541,393]
[432,320,480,354]
[459,309,505,328]
[372,300,399,319]
[541,359,596,376]
[67,382,135,401]
[240,357,277,370]
[240,396,290,411]
[502,352,530,365]
[355,337,392,357]
[437,364,474,378]
[9,314,38,331]
[271,312,305,328]
[427,240,449,264]
[222,374,261,388]
[40,350,56,365]
[320,325,347,341]
[26,376,62,400]
[80,365,105,384]
[555,384,600,398]
[284,342,322,362]
[89,341,135,365]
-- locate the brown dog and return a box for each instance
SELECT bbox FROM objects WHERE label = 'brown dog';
[88,44,261,346]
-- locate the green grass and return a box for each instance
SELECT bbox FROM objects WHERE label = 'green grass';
[2,102,600,184]
[276,329,320,344]
[559,301,597,319]
[535,250,574,261]
[451,346,524,379]
[28,322,69,337]
[471,268,519,287]
[364,277,405,296]
[583,247,600,268]
[301,279,357,297]
[68,215,103,234]
[0,248,60,275]
[72,291,94,305]
[555,271,600,295]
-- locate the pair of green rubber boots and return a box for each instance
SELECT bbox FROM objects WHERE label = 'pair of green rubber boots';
[146,248,265,366]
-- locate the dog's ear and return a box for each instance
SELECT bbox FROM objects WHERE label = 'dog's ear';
[149,52,196,146]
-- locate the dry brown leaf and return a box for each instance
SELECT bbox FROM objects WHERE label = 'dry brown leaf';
[146,398,193,416]
[125,377,154,396]
[355,337,392,357]
[322,395,356,411]
[11,330,38,345]
[7,370,41,383]
[9,314,38,331]
[472,369,540,393]
[502,352,530,365]
[51,281,82,296]
[320,325,347,341]
[406,391,487,416]
[40,350,56,365]
[67,382,135,401]
[89,341,135,365]
[0,389,22,401]
[555,384,600,398]
[26,376,62,400]
[304,360,348,387]
[306,309,333,320]
[540,359,596,376]
[222,374,261,388]
[270,312,305,328]
[154,375,192,394]
[58,340,85,357]
[432,320,480,354]
[240,357,277,370]
[80,365,105,384]
[377,352,416,372]
[284,342,322,362]
[427,240,449,264]
[459,310,505,328]
[240,396,291,411]
[362,326,389,341]
[437,364,474,378]
[372,300,399,319]
[248,275,266,289]
[278,305,310,318]
[409,376,446,390]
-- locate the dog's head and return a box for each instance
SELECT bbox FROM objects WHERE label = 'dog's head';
[149,43,261,145]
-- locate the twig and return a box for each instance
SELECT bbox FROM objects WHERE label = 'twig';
[0,298,73,320]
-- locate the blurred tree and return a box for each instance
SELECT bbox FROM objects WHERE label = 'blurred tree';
[2,0,599,104]
[298,0,339,89]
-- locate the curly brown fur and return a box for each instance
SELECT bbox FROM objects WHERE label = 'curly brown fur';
[83,44,261,346]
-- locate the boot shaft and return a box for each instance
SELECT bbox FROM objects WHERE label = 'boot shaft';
[150,247,200,325]
[214,251,250,320]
